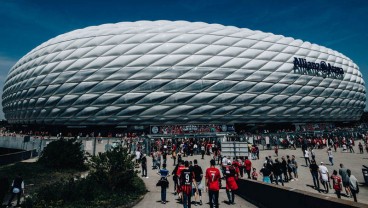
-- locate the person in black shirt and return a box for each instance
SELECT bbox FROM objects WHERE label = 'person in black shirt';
[273,159,284,186]
[309,160,320,192]
[180,161,197,208]
[7,173,24,207]
[260,164,272,183]
[281,156,288,182]
[141,154,148,178]
[192,159,203,205]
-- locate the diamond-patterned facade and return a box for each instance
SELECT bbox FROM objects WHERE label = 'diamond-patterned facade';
[1,20,366,125]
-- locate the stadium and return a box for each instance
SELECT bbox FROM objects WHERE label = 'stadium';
[1,20,366,126]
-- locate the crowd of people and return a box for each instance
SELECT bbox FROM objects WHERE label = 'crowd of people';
[133,132,368,207]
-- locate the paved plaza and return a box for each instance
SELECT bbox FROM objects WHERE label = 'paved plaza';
[134,142,368,207]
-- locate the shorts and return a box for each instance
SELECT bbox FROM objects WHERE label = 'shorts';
[342,181,350,187]
[192,181,203,190]
[292,167,298,174]
[263,176,271,183]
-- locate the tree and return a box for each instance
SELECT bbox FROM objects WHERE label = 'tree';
[38,138,86,170]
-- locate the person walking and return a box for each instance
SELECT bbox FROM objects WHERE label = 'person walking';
[224,161,239,205]
[180,161,197,208]
[290,155,298,180]
[201,144,205,159]
[260,163,272,184]
[273,159,284,186]
[304,149,311,166]
[158,163,170,204]
[331,170,342,199]
[281,156,289,182]
[319,162,329,193]
[327,148,334,166]
[192,159,204,206]
[347,169,359,202]
[358,142,364,154]
[7,173,24,207]
[244,156,252,179]
[339,164,352,197]
[309,160,320,192]
[141,154,148,178]
[176,160,186,200]
[205,159,221,208]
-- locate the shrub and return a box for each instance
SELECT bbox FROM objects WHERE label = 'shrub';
[88,145,137,192]
[26,145,146,207]
[38,138,86,170]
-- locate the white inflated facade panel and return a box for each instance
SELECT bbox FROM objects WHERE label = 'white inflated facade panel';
[2,20,366,125]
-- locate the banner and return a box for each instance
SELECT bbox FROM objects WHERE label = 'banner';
[150,124,235,135]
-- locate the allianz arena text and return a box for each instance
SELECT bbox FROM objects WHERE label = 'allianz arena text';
[2,21,366,125]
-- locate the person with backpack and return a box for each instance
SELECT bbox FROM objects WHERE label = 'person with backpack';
[157,163,170,204]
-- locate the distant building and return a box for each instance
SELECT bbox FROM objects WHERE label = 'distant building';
[1,21,365,125]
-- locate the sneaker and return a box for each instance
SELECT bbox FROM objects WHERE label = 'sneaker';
[146,177,149,178]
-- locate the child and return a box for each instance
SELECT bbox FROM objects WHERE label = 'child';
[274,145,278,157]
[251,168,258,180]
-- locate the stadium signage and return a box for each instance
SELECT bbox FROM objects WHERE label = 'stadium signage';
[293,57,344,79]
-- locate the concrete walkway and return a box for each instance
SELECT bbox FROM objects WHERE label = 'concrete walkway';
[134,143,368,208]
[134,154,257,208]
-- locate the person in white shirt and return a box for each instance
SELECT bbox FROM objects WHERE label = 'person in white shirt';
[304,149,311,166]
[135,150,141,164]
[319,162,330,193]
[347,169,359,202]
[222,156,229,176]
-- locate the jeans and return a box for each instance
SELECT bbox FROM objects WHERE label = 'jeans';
[329,157,334,166]
[141,164,147,177]
[305,157,310,166]
[246,169,251,179]
[161,187,166,202]
[311,171,320,190]
[183,191,192,208]
[208,190,219,208]
[226,189,235,204]
[274,174,284,186]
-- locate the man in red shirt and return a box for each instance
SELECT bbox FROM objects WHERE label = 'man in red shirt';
[244,156,252,179]
[206,159,221,208]
[331,170,343,199]
[176,160,186,200]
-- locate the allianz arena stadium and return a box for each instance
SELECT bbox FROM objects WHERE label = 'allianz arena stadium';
[1,20,366,125]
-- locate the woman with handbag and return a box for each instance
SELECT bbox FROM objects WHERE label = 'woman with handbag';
[157,163,170,204]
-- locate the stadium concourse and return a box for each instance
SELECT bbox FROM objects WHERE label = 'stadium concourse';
[134,144,368,208]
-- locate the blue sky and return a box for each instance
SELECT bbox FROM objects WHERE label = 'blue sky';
[0,0,367,119]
